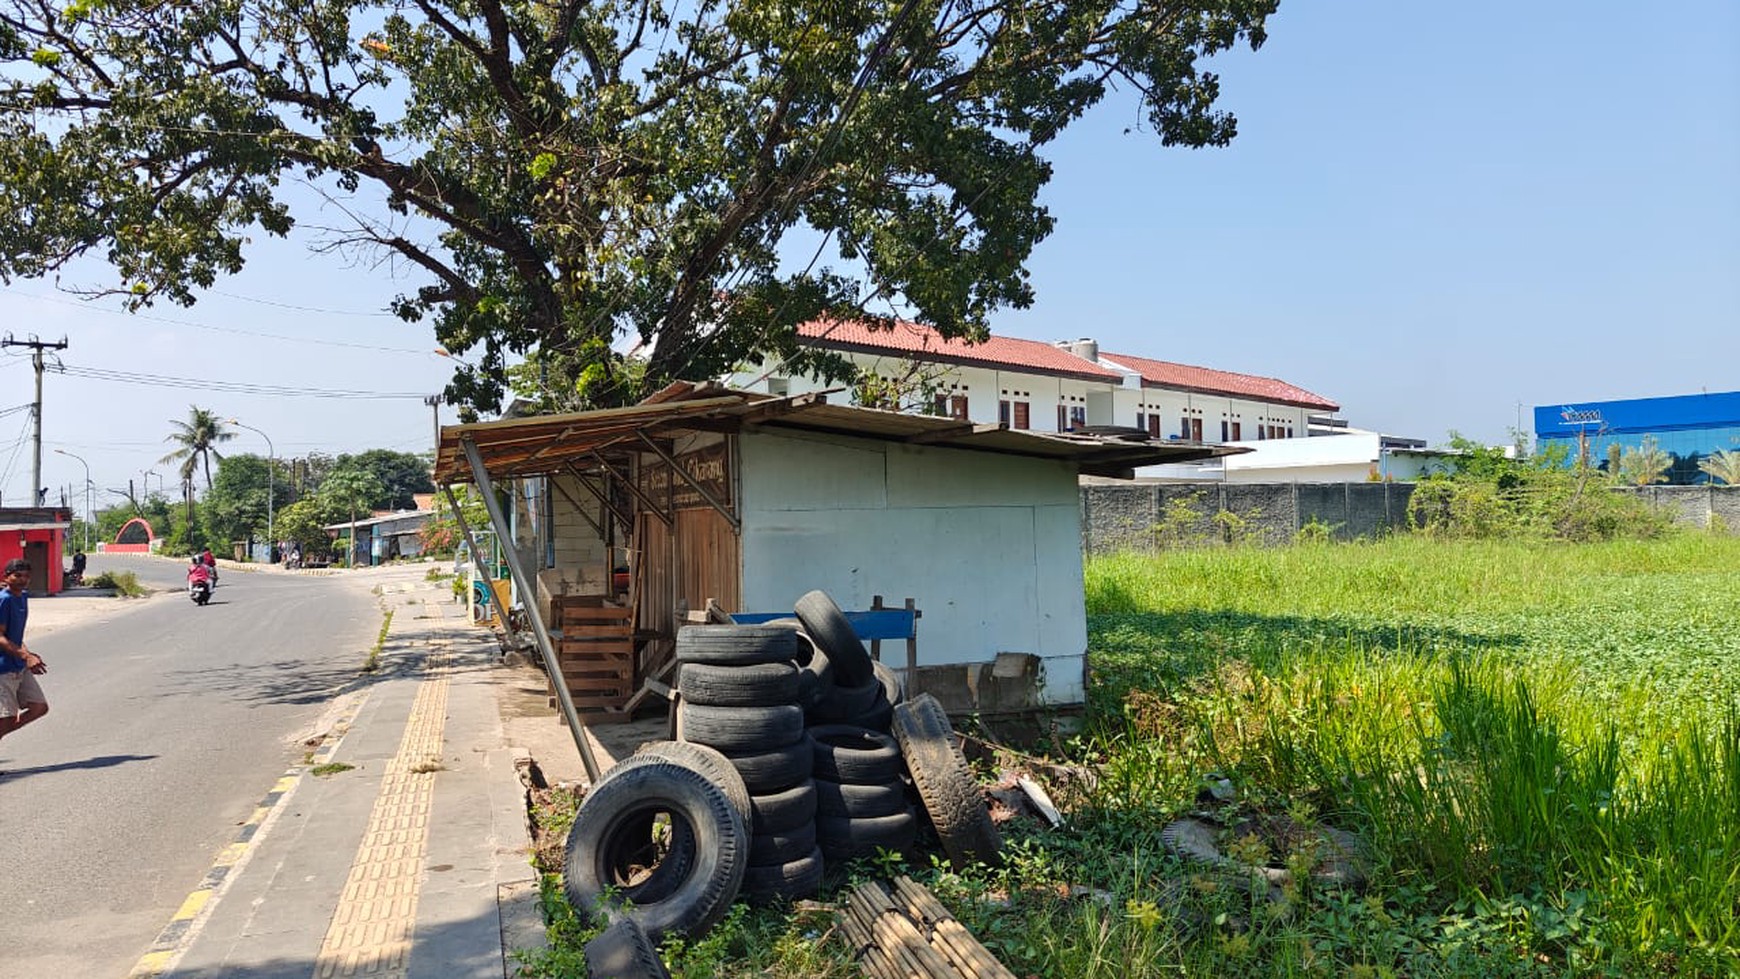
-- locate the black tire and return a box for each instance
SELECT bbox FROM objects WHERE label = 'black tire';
[563,760,748,942]
[678,702,805,752]
[797,644,832,710]
[677,661,802,708]
[816,810,918,863]
[794,590,874,687]
[749,780,818,835]
[674,624,798,666]
[890,694,1002,871]
[584,916,671,979]
[632,740,751,833]
[743,847,825,905]
[859,696,893,734]
[814,778,909,819]
[723,735,814,794]
[806,672,881,722]
[873,659,905,705]
[767,616,832,707]
[809,726,904,785]
[580,755,699,907]
[750,822,818,865]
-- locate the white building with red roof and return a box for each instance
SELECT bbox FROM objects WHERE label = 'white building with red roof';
[726,318,1341,450]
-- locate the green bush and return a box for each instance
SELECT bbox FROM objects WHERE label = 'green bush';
[88,570,146,596]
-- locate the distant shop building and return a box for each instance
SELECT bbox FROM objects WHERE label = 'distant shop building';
[0,507,73,595]
[1534,391,1740,484]
[323,508,438,566]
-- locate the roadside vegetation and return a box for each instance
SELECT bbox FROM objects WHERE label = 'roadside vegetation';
[517,530,1738,978]
[362,610,393,673]
[517,447,1737,977]
[87,570,146,597]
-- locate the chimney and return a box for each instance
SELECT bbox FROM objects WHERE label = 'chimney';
[1057,337,1098,363]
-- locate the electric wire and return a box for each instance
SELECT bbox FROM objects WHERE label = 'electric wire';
[0,411,34,498]
[57,364,431,400]
[207,289,397,316]
[3,289,429,355]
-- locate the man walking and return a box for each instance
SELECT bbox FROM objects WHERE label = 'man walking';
[0,558,47,746]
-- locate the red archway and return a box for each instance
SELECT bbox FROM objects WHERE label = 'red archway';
[109,516,157,553]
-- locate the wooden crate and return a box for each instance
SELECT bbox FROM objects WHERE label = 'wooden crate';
[547,599,635,722]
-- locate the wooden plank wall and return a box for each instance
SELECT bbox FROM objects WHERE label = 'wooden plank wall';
[677,507,740,618]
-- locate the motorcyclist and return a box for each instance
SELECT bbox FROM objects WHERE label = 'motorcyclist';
[199,546,217,585]
[187,558,213,588]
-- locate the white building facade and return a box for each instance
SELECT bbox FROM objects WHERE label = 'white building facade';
[725,320,1341,449]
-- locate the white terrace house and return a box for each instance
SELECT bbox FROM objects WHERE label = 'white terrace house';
[725,319,1340,447]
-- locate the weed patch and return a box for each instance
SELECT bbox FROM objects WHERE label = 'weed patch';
[363,609,392,672]
[89,570,146,596]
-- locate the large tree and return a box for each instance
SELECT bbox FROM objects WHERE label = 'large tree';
[318,468,385,565]
[336,449,436,510]
[205,452,298,544]
[0,0,1276,413]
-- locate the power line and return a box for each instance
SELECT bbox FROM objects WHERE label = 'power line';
[1,334,68,505]
[57,364,430,400]
[2,289,429,355]
[207,289,396,317]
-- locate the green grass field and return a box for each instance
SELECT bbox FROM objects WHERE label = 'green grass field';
[1076,535,1740,977]
[522,535,1740,978]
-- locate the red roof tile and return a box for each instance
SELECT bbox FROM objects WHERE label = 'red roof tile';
[798,318,1124,381]
[1099,351,1339,411]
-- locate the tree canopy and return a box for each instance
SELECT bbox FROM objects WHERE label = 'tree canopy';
[334,449,435,510]
[204,452,297,543]
[1,0,1276,413]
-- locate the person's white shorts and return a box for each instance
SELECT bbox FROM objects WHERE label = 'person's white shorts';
[0,670,46,717]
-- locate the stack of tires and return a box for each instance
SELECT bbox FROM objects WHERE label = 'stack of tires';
[673,624,823,903]
[810,724,918,864]
[794,590,903,733]
[783,590,919,865]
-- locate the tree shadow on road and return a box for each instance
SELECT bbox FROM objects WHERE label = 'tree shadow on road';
[157,638,502,707]
[0,753,158,781]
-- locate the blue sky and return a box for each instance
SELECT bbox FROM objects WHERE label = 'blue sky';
[2,0,1736,508]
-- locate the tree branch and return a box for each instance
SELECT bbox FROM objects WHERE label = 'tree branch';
[413,0,541,135]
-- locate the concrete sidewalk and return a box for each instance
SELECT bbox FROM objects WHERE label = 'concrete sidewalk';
[135,568,548,979]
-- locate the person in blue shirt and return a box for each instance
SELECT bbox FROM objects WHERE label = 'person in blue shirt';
[0,558,48,747]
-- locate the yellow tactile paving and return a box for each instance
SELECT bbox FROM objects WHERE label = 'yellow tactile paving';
[311,652,451,979]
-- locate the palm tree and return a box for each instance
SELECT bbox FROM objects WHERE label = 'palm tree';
[1615,436,1673,486]
[174,454,198,533]
[1699,449,1740,485]
[160,406,235,491]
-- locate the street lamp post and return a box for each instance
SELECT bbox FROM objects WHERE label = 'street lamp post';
[229,419,274,560]
[54,448,92,551]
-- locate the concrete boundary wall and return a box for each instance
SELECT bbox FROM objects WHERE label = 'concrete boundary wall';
[1081,481,1416,554]
[1082,481,1740,555]
[1614,485,1740,530]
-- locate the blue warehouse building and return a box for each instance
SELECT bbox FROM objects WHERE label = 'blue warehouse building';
[1534,391,1740,484]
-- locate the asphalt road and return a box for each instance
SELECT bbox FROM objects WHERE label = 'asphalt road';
[0,554,384,979]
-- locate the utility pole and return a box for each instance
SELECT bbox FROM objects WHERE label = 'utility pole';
[1,335,69,507]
